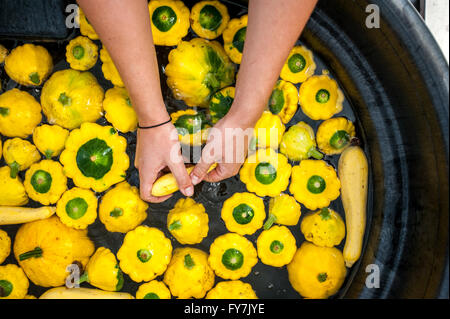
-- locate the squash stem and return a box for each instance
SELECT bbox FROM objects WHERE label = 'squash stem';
[263,213,277,230]
[168,220,182,231]
[308,147,324,160]
[77,272,89,284]
[0,107,9,117]
[9,161,20,179]
[19,247,43,261]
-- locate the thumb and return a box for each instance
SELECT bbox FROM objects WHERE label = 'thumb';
[191,156,216,186]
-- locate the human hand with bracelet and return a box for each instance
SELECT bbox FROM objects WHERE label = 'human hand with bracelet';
[77,0,317,202]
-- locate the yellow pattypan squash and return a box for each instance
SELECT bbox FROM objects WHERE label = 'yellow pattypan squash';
[209,86,235,124]
[56,187,98,230]
[79,247,124,292]
[13,216,95,287]
[264,193,301,230]
[0,88,42,138]
[148,0,190,46]
[60,123,129,193]
[103,87,138,133]
[240,148,292,197]
[268,80,299,124]
[299,74,344,120]
[0,229,11,264]
[190,1,230,40]
[78,8,99,40]
[99,182,148,233]
[66,36,98,71]
[287,242,346,299]
[163,247,215,299]
[301,207,346,248]
[171,109,210,146]
[167,197,209,245]
[253,111,285,149]
[117,225,172,283]
[24,160,67,205]
[0,166,28,206]
[208,233,257,280]
[0,139,2,160]
[41,69,104,130]
[165,38,235,107]
[257,225,297,267]
[316,117,356,155]
[0,44,8,64]
[223,15,247,64]
[100,47,124,87]
[136,280,171,299]
[221,192,265,236]
[2,138,41,179]
[4,43,53,86]
[0,264,29,299]
[280,45,316,84]
[289,160,341,210]
[206,280,258,299]
[33,124,70,159]
[279,121,323,161]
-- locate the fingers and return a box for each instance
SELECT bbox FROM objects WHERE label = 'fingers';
[204,163,242,183]
[167,159,194,198]
[138,164,172,203]
[191,156,215,186]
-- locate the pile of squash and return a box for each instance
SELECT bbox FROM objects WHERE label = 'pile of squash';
[0,0,368,300]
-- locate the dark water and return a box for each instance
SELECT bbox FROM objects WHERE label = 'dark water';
[0,0,370,299]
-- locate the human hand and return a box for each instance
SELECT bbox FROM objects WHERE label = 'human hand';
[135,122,194,203]
[190,113,255,185]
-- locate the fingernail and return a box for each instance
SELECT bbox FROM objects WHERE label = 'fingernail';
[184,186,194,197]
[191,174,201,185]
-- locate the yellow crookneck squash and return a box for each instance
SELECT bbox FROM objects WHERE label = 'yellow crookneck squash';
[103,87,138,133]
[221,192,265,236]
[56,187,98,230]
[301,207,346,248]
[2,138,41,179]
[287,242,346,299]
[190,1,230,40]
[279,121,323,162]
[163,247,215,299]
[165,38,235,107]
[280,45,316,84]
[316,117,356,155]
[268,80,299,124]
[60,123,129,193]
[167,197,209,245]
[253,111,285,150]
[41,69,104,130]
[148,0,190,46]
[289,159,341,210]
[0,88,42,138]
[206,280,258,299]
[99,181,148,233]
[79,247,124,292]
[0,264,29,299]
[171,109,210,146]
[13,215,95,287]
[299,74,344,121]
[117,225,173,283]
[136,280,171,299]
[240,148,292,197]
[24,160,68,206]
[0,166,28,206]
[208,233,257,280]
[257,225,297,267]
[33,124,70,159]
[100,47,124,87]
[223,15,247,64]
[65,36,98,71]
[4,43,53,86]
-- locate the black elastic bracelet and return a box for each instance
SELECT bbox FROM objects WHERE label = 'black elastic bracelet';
[137,118,172,129]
